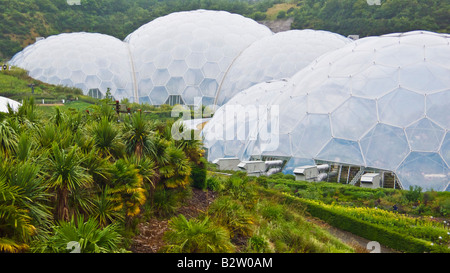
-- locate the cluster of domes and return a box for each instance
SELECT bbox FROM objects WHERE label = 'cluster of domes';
[9,10,352,107]
[10,10,273,104]
[124,10,272,105]
[8,10,450,191]
[203,30,450,192]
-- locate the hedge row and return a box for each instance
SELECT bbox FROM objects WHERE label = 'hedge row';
[257,177,396,195]
[260,188,449,253]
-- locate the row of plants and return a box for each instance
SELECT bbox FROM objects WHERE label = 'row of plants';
[161,173,357,253]
[257,174,450,217]
[0,95,206,253]
[260,187,450,253]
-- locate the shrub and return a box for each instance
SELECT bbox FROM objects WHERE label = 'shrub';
[223,175,259,209]
[277,10,286,19]
[265,189,450,253]
[405,185,423,203]
[273,183,291,193]
[163,215,234,253]
[206,176,223,192]
[438,198,450,217]
[32,216,126,253]
[209,196,254,238]
[190,159,207,190]
[247,233,273,253]
[284,174,295,180]
[152,187,178,218]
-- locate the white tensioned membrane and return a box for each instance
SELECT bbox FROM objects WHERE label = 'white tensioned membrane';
[9,32,135,101]
[257,30,450,192]
[0,96,21,113]
[202,79,290,162]
[125,9,273,106]
[214,29,352,106]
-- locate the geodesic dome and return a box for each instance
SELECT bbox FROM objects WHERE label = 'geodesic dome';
[125,9,272,106]
[214,29,352,106]
[0,96,21,113]
[9,32,135,101]
[204,30,450,191]
[203,79,290,161]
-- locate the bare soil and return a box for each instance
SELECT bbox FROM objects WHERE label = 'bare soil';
[130,188,217,253]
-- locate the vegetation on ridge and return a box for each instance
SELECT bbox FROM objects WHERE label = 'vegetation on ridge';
[1,0,449,59]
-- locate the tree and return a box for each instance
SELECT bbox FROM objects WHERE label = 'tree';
[121,112,156,159]
[91,187,124,228]
[3,160,52,229]
[159,145,191,189]
[46,143,93,221]
[0,176,36,253]
[91,117,124,158]
[108,158,146,225]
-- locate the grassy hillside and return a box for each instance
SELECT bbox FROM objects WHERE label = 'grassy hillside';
[0,67,97,107]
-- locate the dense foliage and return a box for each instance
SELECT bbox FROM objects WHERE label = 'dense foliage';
[0,0,279,59]
[290,0,449,37]
[163,172,356,253]
[0,95,205,252]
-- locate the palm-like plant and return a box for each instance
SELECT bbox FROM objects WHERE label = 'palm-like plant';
[0,176,36,253]
[163,214,234,253]
[91,187,124,228]
[15,132,35,162]
[171,121,203,164]
[36,123,73,150]
[0,119,18,157]
[4,161,53,229]
[80,147,111,186]
[11,97,38,125]
[91,117,124,158]
[121,112,156,158]
[45,143,93,221]
[109,159,146,221]
[208,196,255,238]
[34,216,126,253]
[125,155,157,190]
[159,145,192,189]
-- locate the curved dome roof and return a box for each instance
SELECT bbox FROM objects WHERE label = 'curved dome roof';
[125,9,272,105]
[0,96,21,113]
[204,30,450,191]
[203,79,290,161]
[9,32,135,101]
[214,29,352,106]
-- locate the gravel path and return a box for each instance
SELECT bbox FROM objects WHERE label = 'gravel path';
[306,217,398,253]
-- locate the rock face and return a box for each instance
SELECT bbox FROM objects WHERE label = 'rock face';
[258,18,294,33]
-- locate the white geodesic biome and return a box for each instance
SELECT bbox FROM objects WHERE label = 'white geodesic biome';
[9,10,272,105]
[125,9,272,105]
[0,96,21,113]
[203,79,291,162]
[9,32,136,101]
[214,29,352,106]
[203,31,450,191]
